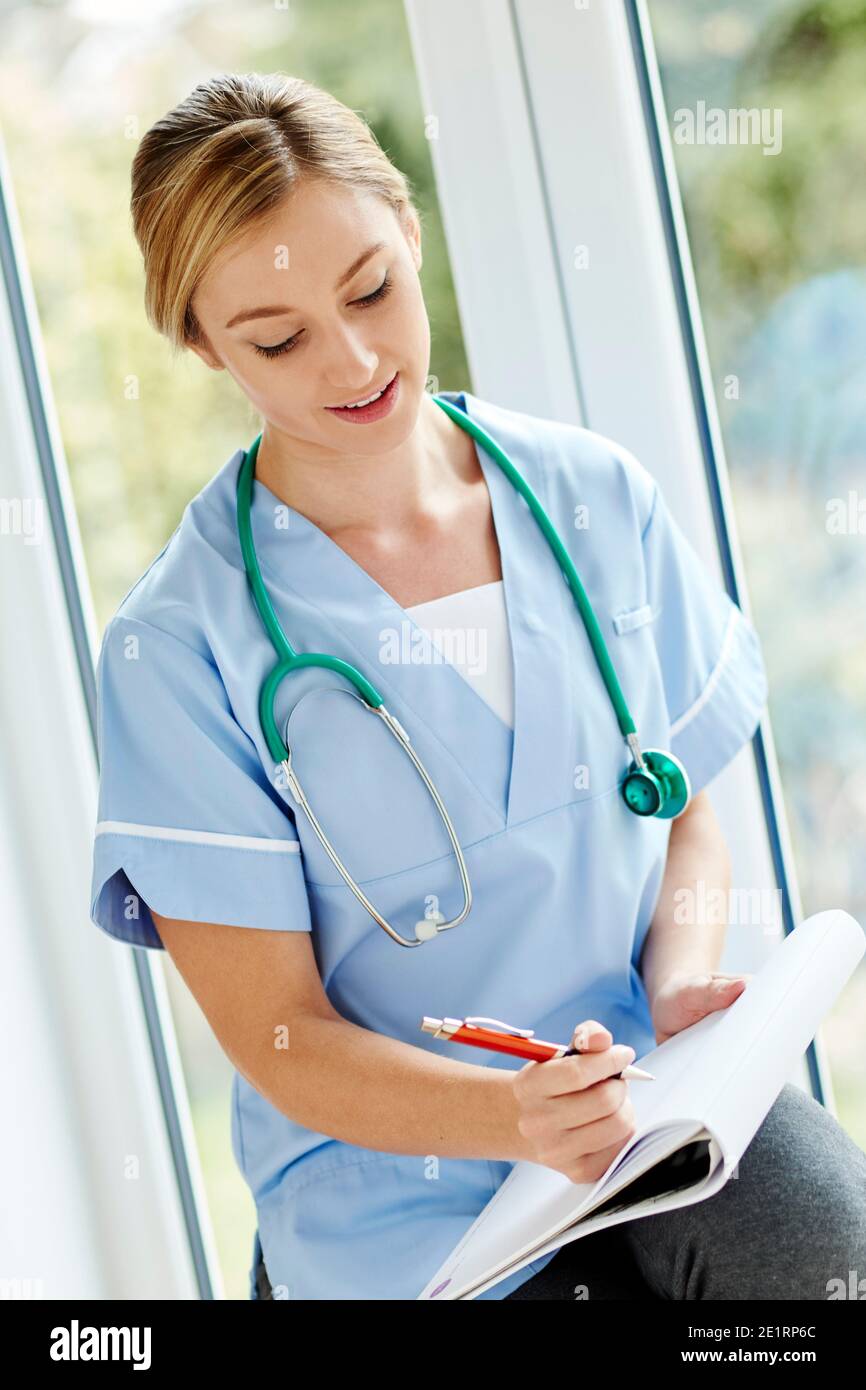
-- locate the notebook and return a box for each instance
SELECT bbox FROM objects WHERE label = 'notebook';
[418,908,865,1300]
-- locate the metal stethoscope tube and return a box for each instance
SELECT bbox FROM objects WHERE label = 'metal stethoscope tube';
[237,395,691,947]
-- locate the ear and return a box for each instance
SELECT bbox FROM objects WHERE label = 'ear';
[185,300,225,370]
[401,204,423,273]
[187,336,225,372]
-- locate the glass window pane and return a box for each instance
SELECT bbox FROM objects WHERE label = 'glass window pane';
[647,0,866,1146]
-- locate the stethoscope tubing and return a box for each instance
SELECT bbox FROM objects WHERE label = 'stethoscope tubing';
[235,394,689,945]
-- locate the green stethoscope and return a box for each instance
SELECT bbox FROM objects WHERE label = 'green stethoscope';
[236,393,691,948]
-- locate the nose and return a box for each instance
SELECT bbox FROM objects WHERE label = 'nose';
[321,318,380,394]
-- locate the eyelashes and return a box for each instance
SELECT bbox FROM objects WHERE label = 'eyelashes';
[253,336,300,361]
[252,271,394,360]
[354,270,393,311]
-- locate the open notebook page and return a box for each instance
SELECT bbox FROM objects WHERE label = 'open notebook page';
[419,909,864,1299]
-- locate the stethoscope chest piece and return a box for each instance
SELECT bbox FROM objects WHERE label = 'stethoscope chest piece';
[622,748,691,819]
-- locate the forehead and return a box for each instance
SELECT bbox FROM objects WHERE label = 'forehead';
[194,180,397,317]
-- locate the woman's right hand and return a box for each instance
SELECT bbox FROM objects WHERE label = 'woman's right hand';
[511,1019,638,1184]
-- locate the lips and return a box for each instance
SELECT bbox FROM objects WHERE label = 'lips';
[323,371,400,423]
[326,372,396,409]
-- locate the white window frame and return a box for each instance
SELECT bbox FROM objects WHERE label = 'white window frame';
[0,0,832,1301]
[0,135,216,1297]
[406,0,828,1106]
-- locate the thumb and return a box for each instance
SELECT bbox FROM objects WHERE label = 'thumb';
[704,974,748,1010]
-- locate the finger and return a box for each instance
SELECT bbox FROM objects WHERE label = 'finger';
[570,1019,612,1052]
[677,975,744,1009]
[547,1074,630,1130]
[569,1133,636,1186]
[539,1043,636,1099]
[544,1097,637,1173]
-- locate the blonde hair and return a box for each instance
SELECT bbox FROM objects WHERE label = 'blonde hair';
[130,72,419,356]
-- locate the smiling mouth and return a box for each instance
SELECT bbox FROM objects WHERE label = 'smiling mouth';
[325,373,396,409]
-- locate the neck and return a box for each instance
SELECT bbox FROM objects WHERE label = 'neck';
[254,392,476,535]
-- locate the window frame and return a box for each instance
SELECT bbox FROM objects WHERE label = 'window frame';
[0,0,831,1299]
[406,0,827,1106]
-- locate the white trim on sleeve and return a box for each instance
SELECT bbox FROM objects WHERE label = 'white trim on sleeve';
[668,606,740,738]
[95,821,301,853]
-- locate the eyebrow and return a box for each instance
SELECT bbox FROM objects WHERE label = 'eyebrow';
[224,241,387,329]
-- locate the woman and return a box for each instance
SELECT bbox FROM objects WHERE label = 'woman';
[90,72,866,1301]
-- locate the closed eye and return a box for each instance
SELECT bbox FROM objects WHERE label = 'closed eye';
[253,331,302,360]
[353,270,393,309]
[252,271,394,360]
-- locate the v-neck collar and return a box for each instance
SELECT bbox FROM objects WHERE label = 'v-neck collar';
[218,389,585,830]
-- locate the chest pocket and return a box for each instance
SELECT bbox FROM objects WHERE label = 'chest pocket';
[283,686,459,889]
[608,599,670,754]
[555,588,663,812]
[612,602,658,635]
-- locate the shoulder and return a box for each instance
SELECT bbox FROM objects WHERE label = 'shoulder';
[102,446,247,660]
[459,391,658,536]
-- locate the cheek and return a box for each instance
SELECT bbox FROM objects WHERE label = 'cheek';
[240,370,286,423]
[392,282,430,362]
[220,344,273,406]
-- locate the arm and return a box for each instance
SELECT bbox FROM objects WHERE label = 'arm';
[152,804,727,1172]
[152,910,536,1164]
[638,789,732,1009]
[638,788,737,1029]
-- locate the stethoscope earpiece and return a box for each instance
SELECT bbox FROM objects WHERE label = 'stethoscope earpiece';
[622,748,691,820]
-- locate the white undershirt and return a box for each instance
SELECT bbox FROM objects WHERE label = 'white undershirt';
[404,579,514,728]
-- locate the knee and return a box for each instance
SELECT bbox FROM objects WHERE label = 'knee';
[737,1082,866,1298]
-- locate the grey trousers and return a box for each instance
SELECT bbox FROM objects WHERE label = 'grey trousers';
[253,1083,866,1301]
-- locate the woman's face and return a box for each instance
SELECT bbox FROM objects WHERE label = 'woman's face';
[189,178,430,455]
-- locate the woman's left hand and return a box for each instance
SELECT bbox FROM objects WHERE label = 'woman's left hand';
[650,971,751,1046]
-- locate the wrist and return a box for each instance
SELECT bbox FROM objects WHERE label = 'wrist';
[643,967,692,1015]
[488,1067,537,1163]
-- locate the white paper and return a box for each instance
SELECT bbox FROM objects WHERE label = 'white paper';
[418,909,864,1300]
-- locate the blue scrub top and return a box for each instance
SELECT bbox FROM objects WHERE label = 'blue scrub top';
[90,389,768,1300]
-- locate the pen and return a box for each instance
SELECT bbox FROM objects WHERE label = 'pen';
[420,1015,655,1080]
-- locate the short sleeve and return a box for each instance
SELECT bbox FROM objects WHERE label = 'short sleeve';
[640,482,769,798]
[90,616,312,950]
